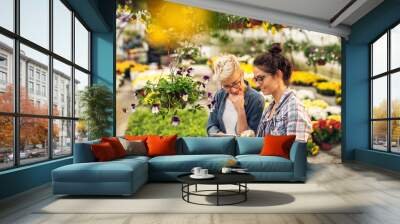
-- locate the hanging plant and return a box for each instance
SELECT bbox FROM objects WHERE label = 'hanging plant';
[136,44,209,125]
[304,43,341,67]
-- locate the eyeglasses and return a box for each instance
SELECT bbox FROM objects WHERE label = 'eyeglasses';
[222,78,242,90]
[253,75,266,83]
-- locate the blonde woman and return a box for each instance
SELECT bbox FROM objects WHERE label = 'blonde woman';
[207,55,265,136]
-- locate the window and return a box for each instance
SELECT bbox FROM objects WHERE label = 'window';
[370,23,400,154]
[20,0,49,49]
[20,117,49,165]
[28,81,34,94]
[0,35,13,113]
[53,0,72,60]
[0,54,7,67]
[42,85,46,97]
[75,17,89,70]
[36,84,40,95]
[53,119,72,158]
[74,69,89,118]
[0,1,91,170]
[0,71,6,85]
[0,116,13,170]
[0,0,14,31]
[53,59,72,117]
[0,53,8,90]
[28,67,34,80]
[35,70,41,81]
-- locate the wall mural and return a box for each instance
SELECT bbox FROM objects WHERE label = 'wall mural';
[116,0,342,163]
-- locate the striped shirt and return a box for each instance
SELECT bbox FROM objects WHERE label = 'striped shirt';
[256,89,312,142]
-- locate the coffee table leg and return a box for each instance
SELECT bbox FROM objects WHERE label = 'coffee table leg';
[187,184,190,202]
[216,184,219,206]
[245,183,247,201]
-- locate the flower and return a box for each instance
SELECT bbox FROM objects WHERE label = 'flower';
[202,75,210,84]
[151,104,160,114]
[295,89,315,100]
[207,92,213,99]
[325,106,341,115]
[171,115,180,126]
[182,94,188,102]
[131,103,136,112]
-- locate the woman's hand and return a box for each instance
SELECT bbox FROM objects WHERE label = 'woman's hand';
[229,92,245,113]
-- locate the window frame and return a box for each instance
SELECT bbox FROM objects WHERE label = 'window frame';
[370,21,400,154]
[0,0,92,171]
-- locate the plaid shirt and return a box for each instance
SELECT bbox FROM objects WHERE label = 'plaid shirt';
[256,89,312,142]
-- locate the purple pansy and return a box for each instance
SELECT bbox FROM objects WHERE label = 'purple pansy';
[171,115,180,126]
[151,104,160,114]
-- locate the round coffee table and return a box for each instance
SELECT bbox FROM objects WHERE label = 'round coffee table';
[177,173,255,206]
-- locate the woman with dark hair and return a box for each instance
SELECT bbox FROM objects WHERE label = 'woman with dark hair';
[253,43,312,142]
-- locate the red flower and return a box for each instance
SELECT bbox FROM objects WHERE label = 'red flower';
[333,121,341,130]
[319,119,327,129]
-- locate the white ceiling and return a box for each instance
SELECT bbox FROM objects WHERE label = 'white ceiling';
[167,0,384,38]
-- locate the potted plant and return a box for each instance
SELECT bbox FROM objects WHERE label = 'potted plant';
[136,44,210,125]
[79,84,113,140]
[311,119,342,151]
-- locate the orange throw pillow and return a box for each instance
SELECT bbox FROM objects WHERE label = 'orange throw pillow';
[146,135,177,157]
[260,135,296,159]
[124,135,149,141]
[101,137,126,158]
[91,142,117,162]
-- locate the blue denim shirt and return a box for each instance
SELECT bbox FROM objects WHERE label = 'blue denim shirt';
[207,85,265,135]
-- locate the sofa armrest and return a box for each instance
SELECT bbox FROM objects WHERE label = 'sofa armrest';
[289,141,307,182]
[73,140,100,163]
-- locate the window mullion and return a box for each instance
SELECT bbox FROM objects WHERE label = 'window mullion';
[71,10,76,154]
[388,30,392,153]
[48,0,54,160]
[14,0,20,167]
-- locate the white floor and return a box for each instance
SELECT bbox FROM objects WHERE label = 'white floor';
[1,162,400,224]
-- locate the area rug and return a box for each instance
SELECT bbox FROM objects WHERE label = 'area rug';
[37,183,362,214]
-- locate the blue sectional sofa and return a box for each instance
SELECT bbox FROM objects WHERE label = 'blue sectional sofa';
[52,137,307,196]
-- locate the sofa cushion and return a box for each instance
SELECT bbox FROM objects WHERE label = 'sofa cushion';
[147,135,177,157]
[52,158,147,183]
[148,154,235,172]
[236,155,293,172]
[91,142,118,161]
[101,137,127,158]
[119,138,147,156]
[235,137,263,155]
[260,135,296,159]
[178,137,236,155]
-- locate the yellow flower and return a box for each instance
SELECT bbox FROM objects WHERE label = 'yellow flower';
[291,71,326,86]
[311,145,319,156]
[303,99,329,109]
[240,63,254,74]
[314,81,341,92]
[327,114,341,122]
[146,0,211,49]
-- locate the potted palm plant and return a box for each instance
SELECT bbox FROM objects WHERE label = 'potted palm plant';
[79,84,113,140]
